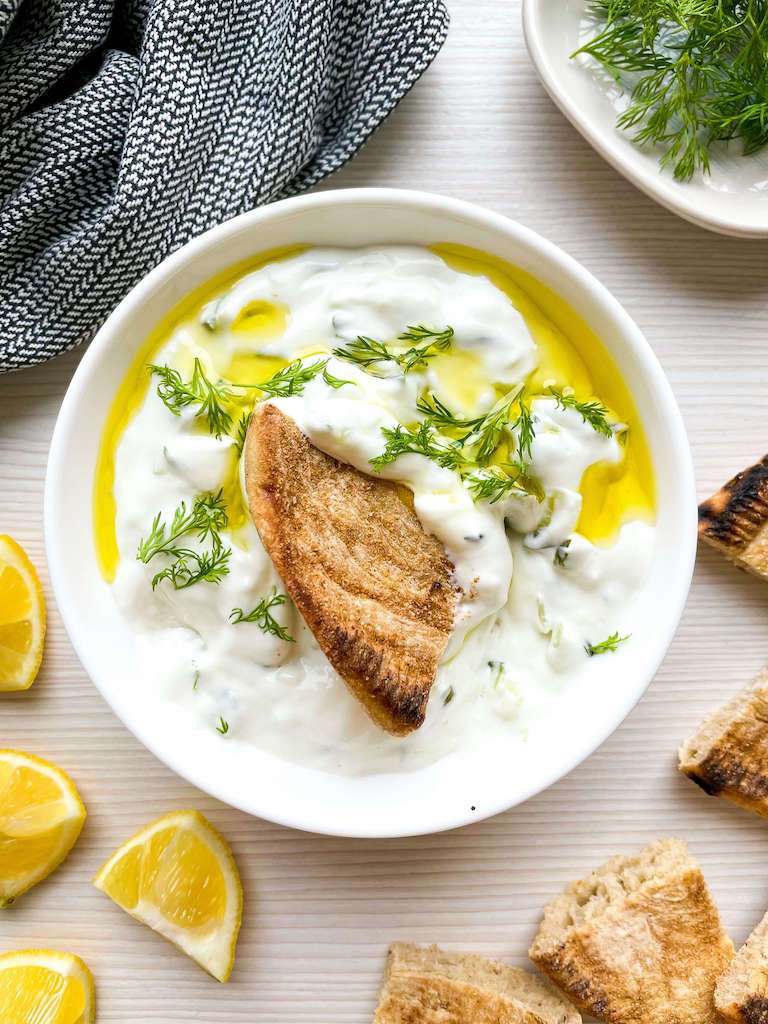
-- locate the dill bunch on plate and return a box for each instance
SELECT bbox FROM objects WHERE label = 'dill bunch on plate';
[573,0,768,180]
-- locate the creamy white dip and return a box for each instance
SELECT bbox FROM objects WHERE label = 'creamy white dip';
[110,246,655,775]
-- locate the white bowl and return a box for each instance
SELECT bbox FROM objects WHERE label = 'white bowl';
[523,0,768,238]
[45,188,696,838]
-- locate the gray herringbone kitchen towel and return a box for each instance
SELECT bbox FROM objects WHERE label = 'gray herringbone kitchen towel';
[0,0,448,372]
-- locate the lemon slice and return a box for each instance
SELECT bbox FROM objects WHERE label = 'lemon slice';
[0,949,95,1024]
[0,750,86,907]
[0,535,46,691]
[93,809,242,982]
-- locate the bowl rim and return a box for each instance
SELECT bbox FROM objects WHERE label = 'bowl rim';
[45,187,697,837]
[521,0,768,240]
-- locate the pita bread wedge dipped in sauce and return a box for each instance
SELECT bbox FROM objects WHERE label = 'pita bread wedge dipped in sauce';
[244,402,460,736]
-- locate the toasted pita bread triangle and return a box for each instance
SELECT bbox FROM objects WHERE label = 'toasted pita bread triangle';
[699,455,768,579]
[680,666,768,818]
[244,403,458,736]
[377,943,581,1024]
[529,838,733,1024]
[715,908,768,1022]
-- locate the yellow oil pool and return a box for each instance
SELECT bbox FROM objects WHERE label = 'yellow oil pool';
[94,242,654,580]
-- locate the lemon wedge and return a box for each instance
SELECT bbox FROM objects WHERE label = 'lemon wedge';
[0,750,86,907]
[0,535,46,691]
[93,809,243,982]
[0,949,95,1024]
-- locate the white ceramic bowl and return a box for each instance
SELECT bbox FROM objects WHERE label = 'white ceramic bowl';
[45,188,696,838]
[523,0,768,238]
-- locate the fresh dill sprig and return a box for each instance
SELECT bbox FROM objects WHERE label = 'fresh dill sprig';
[443,686,455,706]
[369,421,466,472]
[417,386,525,465]
[137,492,231,591]
[150,536,231,591]
[511,390,536,466]
[415,393,486,432]
[547,386,613,437]
[216,716,230,735]
[465,467,529,504]
[396,324,455,364]
[572,0,768,181]
[585,631,631,656]
[150,357,332,446]
[150,359,235,438]
[333,325,454,374]
[470,391,523,465]
[332,335,392,369]
[229,589,294,642]
[322,364,354,390]
[234,411,252,457]
[137,491,228,562]
[255,358,328,398]
[375,387,544,502]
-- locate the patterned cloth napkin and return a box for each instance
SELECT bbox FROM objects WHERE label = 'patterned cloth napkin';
[0,0,448,373]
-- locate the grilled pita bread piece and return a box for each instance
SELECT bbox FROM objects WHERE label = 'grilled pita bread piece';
[679,667,768,818]
[244,403,458,736]
[715,909,768,1023]
[529,838,733,1024]
[381,944,581,1024]
[699,455,768,579]
[374,943,580,1024]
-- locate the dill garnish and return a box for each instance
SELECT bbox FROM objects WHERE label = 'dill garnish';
[511,390,535,467]
[150,359,235,439]
[465,467,530,504]
[137,491,231,591]
[149,537,230,591]
[149,356,332,448]
[333,325,454,374]
[137,491,228,562]
[417,388,523,465]
[230,589,294,642]
[255,358,328,398]
[322,364,354,390]
[369,421,467,472]
[573,0,768,181]
[374,385,545,504]
[234,411,252,457]
[585,632,631,656]
[547,386,613,437]
[216,717,230,735]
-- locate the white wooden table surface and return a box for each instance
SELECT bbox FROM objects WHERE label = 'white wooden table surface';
[3,2,768,1020]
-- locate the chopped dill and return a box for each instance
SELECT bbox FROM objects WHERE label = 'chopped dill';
[137,491,231,591]
[547,386,613,437]
[465,467,529,504]
[585,632,631,656]
[254,358,328,398]
[234,411,252,457]
[230,589,294,642]
[216,717,230,735]
[322,365,355,390]
[369,421,467,472]
[150,359,235,438]
[333,325,454,374]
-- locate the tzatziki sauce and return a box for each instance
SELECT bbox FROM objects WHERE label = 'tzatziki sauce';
[107,246,655,775]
